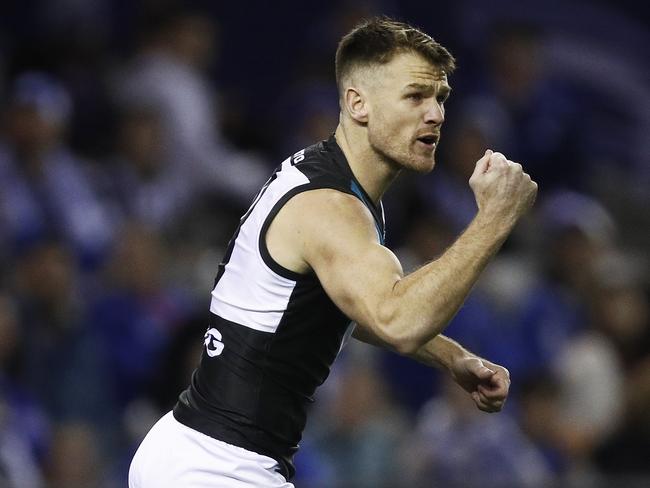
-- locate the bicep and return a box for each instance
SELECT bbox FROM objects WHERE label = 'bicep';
[314,239,403,327]
[295,190,404,335]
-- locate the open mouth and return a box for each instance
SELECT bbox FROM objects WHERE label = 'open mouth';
[416,134,439,148]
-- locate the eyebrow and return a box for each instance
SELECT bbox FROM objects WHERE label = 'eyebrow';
[404,83,452,96]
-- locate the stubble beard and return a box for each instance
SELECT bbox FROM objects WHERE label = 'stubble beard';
[368,127,437,174]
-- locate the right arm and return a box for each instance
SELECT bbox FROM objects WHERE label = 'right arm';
[266,150,537,355]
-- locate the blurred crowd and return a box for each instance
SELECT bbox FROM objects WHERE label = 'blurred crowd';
[0,1,648,487]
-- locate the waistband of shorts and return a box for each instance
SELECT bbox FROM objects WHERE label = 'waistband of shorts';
[173,400,296,480]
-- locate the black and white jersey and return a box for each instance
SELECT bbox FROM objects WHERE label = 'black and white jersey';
[173,135,385,479]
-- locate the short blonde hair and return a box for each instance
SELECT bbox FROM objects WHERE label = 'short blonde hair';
[335,17,456,92]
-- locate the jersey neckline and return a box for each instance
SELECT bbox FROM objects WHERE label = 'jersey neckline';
[324,134,383,214]
[324,134,386,244]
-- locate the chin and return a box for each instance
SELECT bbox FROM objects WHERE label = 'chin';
[408,154,437,173]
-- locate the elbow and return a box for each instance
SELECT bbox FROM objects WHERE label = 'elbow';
[379,326,423,355]
[391,336,422,356]
[373,302,424,356]
[372,294,451,355]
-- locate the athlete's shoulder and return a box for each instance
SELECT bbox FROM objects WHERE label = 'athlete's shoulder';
[288,140,326,165]
[283,188,378,241]
[276,136,386,245]
[286,135,345,175]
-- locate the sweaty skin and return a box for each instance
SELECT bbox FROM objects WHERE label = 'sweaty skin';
[266,51,537,413]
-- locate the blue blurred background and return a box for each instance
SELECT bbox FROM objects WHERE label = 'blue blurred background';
[0,0,648,487]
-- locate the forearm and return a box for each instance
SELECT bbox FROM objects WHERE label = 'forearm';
[353,325,472,369]
[379,211,512,353]
[410,334,472,371]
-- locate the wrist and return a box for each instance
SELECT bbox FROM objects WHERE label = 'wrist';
[448,350,474,373]
[473,208,515,241]
[431,336,472,373]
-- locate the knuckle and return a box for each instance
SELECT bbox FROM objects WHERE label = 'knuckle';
[491,153,507,165]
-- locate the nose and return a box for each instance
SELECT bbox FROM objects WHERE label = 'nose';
[424,100,444,125]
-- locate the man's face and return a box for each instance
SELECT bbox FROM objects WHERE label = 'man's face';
[361,51,451,173]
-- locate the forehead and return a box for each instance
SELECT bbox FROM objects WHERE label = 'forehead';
[375,51,449,89]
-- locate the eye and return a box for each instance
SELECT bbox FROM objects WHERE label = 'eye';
[437,94,448,104]
[407,92,423,102]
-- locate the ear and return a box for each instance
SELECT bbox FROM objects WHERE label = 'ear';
[343,86,369,124]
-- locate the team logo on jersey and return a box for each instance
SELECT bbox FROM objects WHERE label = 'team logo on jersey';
[204,327,225,357]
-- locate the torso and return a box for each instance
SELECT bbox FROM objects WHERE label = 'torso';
[173,135,385,479]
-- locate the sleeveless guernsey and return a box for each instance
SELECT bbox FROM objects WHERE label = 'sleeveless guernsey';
[173,135,385,479]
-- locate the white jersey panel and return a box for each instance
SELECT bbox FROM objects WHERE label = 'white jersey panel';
[210,162,309,333]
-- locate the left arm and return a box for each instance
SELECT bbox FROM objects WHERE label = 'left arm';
[353,328,511,413]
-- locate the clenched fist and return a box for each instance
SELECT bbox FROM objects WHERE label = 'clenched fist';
[469,150,538,227]
[450,355,511,413]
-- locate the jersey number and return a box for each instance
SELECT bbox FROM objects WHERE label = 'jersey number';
[292,149,305,164]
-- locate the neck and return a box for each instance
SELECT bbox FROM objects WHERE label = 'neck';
[334,121,400,204]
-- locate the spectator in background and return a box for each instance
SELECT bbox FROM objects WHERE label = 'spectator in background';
[518,329,624,487]
[44,422,103,488]
[462,23,583,193]
[0,72,115,270]
[407,376,554,488]
[0,292,46,488]
[114,8,269,207]
[592,252,650,477]
[495,191,627,483]
[491,191,618,380]
[518,373,567,475]
[10,237,116,428]
[102,106,196,234]
[550,298,624,484]
[8,236,117,485]
[89,223,194,410]
[274,81,340,160]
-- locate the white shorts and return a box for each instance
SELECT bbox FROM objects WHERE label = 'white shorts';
[129,411,294,488]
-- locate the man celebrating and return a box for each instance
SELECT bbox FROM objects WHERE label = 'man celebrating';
[129,17,537,488]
